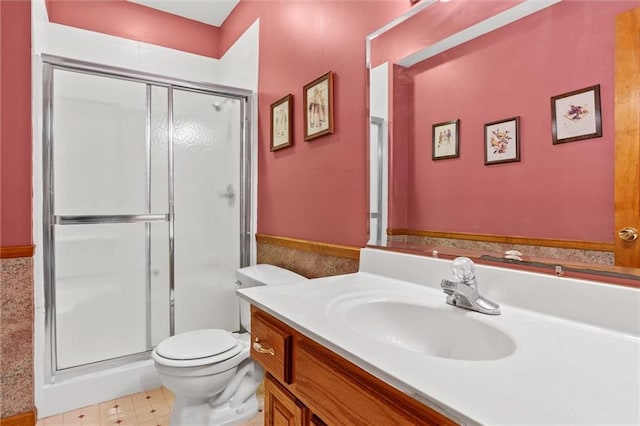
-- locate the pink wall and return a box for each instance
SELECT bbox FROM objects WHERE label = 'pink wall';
[393,1,636,243]
[1,0,413,250]
[221,1,409,247]
[1,0,32,247]
[46,0,221,58]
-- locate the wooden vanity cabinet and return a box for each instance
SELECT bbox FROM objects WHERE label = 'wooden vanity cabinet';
[264,373,309,426]
[250,305,456,426]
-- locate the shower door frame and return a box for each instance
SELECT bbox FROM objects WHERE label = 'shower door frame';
[42,55,254,382]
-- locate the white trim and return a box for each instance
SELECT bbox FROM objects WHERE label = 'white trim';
[365,0,437,69]
[397,0,561,67]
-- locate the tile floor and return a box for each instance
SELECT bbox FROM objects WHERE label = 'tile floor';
[36,387,264,426]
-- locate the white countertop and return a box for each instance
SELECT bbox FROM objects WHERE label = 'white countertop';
[238,249,640,425]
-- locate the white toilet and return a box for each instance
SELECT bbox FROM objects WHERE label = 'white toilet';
[152,264,307,426]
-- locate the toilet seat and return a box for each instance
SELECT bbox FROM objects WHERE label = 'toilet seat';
[153,329,243,368]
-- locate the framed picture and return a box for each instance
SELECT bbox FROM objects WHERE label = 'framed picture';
[551,84,602,144]
[303,71,334,141]
[270,94,293,151]
[484,116,520,165]
[432,119,460,160]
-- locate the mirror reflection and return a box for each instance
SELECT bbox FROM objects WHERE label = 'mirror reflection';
[368,0,639,282]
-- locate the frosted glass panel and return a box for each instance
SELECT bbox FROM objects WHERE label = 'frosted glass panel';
[55,223,144,369]
[173,91,241,334]
[52,70,148,215]
[151,86,169,214]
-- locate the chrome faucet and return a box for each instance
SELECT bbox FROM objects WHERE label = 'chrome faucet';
[440,257,501,315]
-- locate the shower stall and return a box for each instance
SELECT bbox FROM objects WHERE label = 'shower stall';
[41,56,253,389]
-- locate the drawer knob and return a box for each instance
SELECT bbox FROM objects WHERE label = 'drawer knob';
[253,338,275,356]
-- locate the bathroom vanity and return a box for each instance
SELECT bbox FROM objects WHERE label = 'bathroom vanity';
[251,306,453,425]
[238,248,640,425]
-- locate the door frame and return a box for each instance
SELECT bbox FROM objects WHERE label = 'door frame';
[614,7,640,267]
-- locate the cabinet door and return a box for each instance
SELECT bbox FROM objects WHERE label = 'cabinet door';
[265,374,308,426]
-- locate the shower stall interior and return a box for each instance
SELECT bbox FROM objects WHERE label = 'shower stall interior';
[42,57,253,381]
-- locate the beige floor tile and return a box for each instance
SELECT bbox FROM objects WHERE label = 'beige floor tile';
[114,396,136,412]
[130,390,152,405]
[78,404,101,426]
[160,387,175,404]
[98,400,118,417]
[146,388,170,407]
[41,414,64,426]
[62,409,84,426]
[99,409,121,425]
[155,414,171,426]
[134,408,153,421]
[134,405,170,424]
[132,390,169,423]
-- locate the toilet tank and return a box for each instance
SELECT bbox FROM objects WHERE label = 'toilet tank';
[236,264,307,332]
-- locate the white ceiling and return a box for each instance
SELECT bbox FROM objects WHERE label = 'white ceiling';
[126,0,240,27]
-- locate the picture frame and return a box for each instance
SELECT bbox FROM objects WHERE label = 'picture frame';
[551,84,602,144]
[432,119,460,160]
[303,71,334,141]
[484,116,520,165]
[270,94,293,151]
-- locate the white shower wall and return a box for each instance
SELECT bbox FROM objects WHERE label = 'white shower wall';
[32,0,260,415]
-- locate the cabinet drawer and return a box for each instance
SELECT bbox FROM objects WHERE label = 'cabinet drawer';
[251,306,293,384]
[264,373,308,426]
[293,338,456,426]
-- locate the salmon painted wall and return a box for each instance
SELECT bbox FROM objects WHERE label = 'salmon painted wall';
[2,0,412,249]
[1,0,32,247]
[221,1,409,247]
[46,0,221,58]
[392,1,636,243]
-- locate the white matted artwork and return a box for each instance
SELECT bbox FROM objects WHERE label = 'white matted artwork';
[551,84,602,144]
[270,94,293,151]
[303,72,334,141]
[432,119,459,160]
[484,116,520,165]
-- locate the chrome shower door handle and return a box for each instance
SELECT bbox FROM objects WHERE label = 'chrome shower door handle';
[219,184,235,202]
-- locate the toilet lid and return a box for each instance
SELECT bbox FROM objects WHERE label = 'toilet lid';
[155,329,239,360]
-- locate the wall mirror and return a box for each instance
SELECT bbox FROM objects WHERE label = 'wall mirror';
[367,0,639,283]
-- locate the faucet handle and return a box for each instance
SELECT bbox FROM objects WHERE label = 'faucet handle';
[451,257,476,283]
[440,279,456,295]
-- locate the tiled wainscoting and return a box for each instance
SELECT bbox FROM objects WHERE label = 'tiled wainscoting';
[36,387,264,426]
[0,254,35,422]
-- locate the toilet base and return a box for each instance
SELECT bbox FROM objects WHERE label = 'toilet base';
[170,393,260,426]
[211,393,260,426]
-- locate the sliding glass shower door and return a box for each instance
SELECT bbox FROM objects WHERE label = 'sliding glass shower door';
[44,61,250,376]
[172,90,242,334]
[49,69,171,370]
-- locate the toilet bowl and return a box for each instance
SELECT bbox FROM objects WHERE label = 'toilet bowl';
[152,264,307,426]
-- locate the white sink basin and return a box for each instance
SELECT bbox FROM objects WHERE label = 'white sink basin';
[332,296,516,361]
